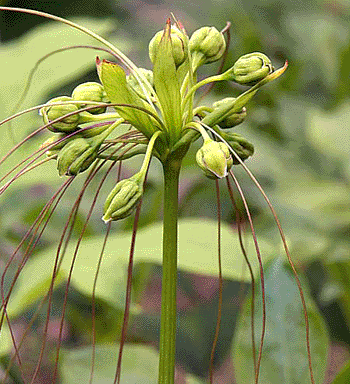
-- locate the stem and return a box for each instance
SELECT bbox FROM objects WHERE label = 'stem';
[158,157,181,384]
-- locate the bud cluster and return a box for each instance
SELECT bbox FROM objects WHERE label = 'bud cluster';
[40,82,109,133]
[36,18,285,220]
[40,82,117,177]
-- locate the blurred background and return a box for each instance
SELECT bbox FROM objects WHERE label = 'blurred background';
[0,0,350,383]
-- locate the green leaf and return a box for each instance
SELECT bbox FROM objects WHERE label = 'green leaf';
[6,218,276,318]
[152,22,183,144]
[60,344,159,383]
[332,359,350,384]
[0,17,127,188]
[232,258,329,384]
[97,59,157,137]
[5,259,66,318]
[306,102,350,160]
[55,218,277,282]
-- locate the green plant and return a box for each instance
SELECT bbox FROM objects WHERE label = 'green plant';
[0,6,330,384]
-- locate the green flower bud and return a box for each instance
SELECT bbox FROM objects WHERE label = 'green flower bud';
[149,24,188,68]
[196,139,233,179]
[231,52,274,85]
[57,137,98,176]
[127,68,154,95]
[212,98,247,128]
[219,132,254,164]
[39,135,65,157]
[72,82,108,114]
[103,174,143,222]
[41,96,80,133]
[189,27,226,68]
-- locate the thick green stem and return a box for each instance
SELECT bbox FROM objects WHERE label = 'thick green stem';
[158,157,181,384]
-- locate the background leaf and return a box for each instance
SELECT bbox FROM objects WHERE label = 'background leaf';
[232,258,329,384]
[60,344,159,383]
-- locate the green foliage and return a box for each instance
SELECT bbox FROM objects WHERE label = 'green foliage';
[5,218,276,321]
[60,344,159,383]
[233,258,329,384]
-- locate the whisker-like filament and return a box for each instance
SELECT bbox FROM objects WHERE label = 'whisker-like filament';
[90,221,112,384]
[114,197,143,384]
[1,178,74,382]
[226,177,257,374]
[208,179,223,384]
[229,170,266,384]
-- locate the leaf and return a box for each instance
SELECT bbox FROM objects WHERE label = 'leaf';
[0,17,129,188]
[5,260,66,318]
[6,218,276,318]
[152,20,183,143]
[232,258,329,384]
[60,344,159,383]
[53,217,277,282]
[97,58,157,137]
[306,102,350,160]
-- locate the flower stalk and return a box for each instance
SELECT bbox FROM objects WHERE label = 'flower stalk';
[159,156,181,384]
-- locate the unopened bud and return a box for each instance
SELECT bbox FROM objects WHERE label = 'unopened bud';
[127,68,154,94]
[219,132,254,164]
[196,139,233,179]
[72,82,108,114]
[231,52,274,85]
[41,96,80,133]
[57,137,97,176]
[189,27,226,68]
[149,25,188,68]
[103,174,143,222]
[213,98,247,128]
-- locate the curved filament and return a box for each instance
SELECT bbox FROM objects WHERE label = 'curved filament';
[208,179,223,383]
[226,177,257,374]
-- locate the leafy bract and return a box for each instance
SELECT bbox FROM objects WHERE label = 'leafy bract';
[152,22,183,144]
[97,59,157,137]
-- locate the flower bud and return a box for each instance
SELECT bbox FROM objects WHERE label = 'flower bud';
[219,132,254,164]
[41,96,80,133]
[149,25,188,68]
[127,68,154,94]
[103,174,143,222]
[196,139,233,179]
[72,82,108,114]
[231,52,274,85]
[57,137,98,176]
[189,27,226,68]
[212,98,247,128]
[39,135,65,157]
